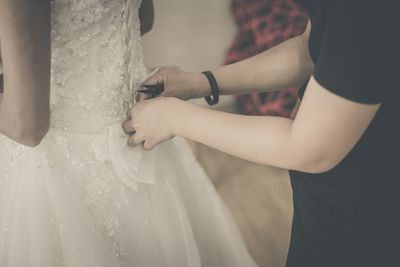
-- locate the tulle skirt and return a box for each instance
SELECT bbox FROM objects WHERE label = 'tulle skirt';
[0,124,258,267]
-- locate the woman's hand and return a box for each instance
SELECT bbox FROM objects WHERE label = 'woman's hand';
[138,67,210,101]
[122,97,185,150]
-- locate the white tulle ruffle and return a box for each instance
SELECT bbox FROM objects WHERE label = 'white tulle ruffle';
[0,129,258,267]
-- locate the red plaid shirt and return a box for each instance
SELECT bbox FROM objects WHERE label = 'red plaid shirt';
[225,0,308,117]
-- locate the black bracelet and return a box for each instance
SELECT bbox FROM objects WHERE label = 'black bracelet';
[202,71,219,106]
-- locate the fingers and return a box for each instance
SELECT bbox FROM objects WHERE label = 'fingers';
[127,133,155,151]
[139,70,164,102]
[141,68,164,88]
[127,132,145,147]
[142,140,155,151]
[135,92,151,102]
[122,120,135,134]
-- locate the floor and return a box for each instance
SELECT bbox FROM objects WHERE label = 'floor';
[142,1,294,266]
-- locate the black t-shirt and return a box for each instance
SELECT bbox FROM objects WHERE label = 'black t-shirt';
[287,1,399,267]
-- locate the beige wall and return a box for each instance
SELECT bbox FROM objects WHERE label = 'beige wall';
[142,0,237,71]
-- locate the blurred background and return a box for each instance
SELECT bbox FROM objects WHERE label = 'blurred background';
[142,1,308,266]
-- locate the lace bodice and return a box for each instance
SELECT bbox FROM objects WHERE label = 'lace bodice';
[50,0,146,133]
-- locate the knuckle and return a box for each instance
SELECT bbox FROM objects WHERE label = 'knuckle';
[128,130,144,145]
[135,132,144,141]
[143,142,153,151]
[127,137,136,146]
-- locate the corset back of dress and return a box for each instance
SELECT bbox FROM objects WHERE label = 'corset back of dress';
[50,0,146,133]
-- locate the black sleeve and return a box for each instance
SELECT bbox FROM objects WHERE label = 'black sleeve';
[313,1,390,104]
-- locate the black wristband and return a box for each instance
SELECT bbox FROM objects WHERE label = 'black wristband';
[202,71,219,106]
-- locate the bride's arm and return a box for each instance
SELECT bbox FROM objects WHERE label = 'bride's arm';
[0,0,50,146]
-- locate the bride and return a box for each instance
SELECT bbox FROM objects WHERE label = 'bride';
[0,1,258,266]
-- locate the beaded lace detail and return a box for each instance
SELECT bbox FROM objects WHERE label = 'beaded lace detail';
[50,0,146,133]
[49,0,144,264]
[0,1,147,264]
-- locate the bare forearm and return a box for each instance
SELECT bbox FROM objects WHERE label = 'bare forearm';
[173,101,303,170]
[141,27,313,100]
[211,35,314,95]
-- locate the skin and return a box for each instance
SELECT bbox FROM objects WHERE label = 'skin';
[0,0,50,146]
[123,22,381,174]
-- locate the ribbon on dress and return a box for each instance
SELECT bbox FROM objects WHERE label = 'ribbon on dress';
[108,123,158,191]
[107,68,161,191]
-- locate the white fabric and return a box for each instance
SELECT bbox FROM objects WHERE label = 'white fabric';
[108,123,157,191]
[0,1,259,266]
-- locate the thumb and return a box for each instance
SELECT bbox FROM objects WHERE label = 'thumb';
[135,92,150,102]
[141,68,164,87]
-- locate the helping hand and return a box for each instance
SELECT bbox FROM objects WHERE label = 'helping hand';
[122,97,182,150]
[137,67,210,102]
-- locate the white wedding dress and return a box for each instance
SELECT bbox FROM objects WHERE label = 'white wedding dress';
[0,1,258,266]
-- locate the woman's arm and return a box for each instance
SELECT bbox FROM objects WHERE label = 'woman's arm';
[139,0,154,36]
[0,0,50,146]
[174,77,380,173]
[141,22,313,99]
[127,76,380,173]
[212,22,313,95]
